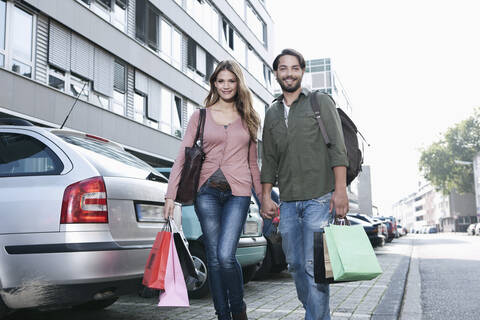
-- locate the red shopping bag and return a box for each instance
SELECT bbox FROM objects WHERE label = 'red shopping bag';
[142,229,172,289]
[158,229,189,307]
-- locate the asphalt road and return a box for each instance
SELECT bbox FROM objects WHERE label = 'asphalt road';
[414,233,480,320]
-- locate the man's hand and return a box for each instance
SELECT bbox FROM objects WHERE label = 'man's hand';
[164,198,175,220]
[330,188,349,218]
[261,197,278,219]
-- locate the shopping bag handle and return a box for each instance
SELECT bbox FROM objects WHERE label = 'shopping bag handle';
[333,216,350,226]
[168,217,179,233]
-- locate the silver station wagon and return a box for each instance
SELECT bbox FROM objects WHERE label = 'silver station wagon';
[0,119,181,316]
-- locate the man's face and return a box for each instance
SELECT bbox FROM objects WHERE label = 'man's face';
[275,55,305,93]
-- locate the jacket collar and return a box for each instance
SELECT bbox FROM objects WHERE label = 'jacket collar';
[273,87,311,103]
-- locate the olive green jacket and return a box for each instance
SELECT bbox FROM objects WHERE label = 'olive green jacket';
[261,88,348,201]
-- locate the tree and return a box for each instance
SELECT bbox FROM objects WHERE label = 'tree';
[419,108,480,194]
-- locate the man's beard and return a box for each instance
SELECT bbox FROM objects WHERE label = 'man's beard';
[277,77,302,93]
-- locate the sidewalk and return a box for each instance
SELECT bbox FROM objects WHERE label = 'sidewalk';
[113,236,414,320]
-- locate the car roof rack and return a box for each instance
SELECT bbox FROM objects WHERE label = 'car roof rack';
[0,118,34,126]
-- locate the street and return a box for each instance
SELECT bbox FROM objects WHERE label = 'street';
[5,233,480,320]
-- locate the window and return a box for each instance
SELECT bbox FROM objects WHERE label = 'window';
[112,90,125,115]
[160,87,172,134]
[246,3,265,44]
[134,92,146,123]
[173,96,182,138]
[222,21,234,50]
[186,101,197,123]
[171,29,181,69]
[185,0,219,40]
[93,92,110,109]
[0,133,64,177]
[187,37,211,84]
[228,0,245,19]
[233,32,246,66]
[48,66,66,91]
[70,74,90,101]
[247,48,264,85]
[0,0,5,66]
[136,0,159,51]
[112,0,126,31]
[11,5,34,78]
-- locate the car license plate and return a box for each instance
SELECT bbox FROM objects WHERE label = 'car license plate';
[243,221,258,235]
[135,203,166,222]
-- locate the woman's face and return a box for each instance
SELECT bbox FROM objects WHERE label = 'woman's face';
[214,70,238,102]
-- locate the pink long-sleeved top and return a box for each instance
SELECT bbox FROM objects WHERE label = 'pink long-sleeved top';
[165,108,262,202]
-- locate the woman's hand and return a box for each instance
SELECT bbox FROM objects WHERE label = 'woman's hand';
[164,198,175,220]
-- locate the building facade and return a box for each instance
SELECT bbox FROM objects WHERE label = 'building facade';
[0,0,275,166]
[392,181,477,232]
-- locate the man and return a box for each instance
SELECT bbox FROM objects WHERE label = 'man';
[260,49,349,320]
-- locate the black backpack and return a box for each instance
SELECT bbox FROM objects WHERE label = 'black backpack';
[310,91,366,185]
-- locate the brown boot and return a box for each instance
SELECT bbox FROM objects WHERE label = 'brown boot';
[232,304,248,320]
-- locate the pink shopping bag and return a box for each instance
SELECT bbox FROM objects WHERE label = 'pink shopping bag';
[158,233,189,307]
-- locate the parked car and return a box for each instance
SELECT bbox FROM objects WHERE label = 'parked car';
[347,216,386,248]
[475,223,480,236]
[377,217,395,242]
[348,213,385,247]
[156,168,267,298]
[0,119,182,316]
[467,223,476,235]
[397,224,407,236]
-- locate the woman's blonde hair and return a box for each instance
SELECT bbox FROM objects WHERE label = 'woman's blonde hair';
[204,60,260,141]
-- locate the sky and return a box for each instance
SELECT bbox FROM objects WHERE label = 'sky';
[266,0,480,213]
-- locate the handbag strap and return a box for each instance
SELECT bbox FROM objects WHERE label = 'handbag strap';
[193,108,206,148]
[310,91,332,147]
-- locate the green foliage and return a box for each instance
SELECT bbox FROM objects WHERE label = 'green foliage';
[419,108,480,194]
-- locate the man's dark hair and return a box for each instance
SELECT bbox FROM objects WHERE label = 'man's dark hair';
[272,49,306,71]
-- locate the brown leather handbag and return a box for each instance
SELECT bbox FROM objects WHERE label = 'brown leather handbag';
[175,108,206,205]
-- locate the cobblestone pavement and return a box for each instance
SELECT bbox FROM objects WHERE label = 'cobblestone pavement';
[7,237,412,320]
[112,236,412,320]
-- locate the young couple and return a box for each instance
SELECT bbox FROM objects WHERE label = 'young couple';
[163,49,349,320]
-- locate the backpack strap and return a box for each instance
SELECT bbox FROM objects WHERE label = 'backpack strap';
[309,91,332,148]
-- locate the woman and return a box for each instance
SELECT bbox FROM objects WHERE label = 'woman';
[164,60,262,320]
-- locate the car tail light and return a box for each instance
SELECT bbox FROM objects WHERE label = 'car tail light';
[61,176,108,223]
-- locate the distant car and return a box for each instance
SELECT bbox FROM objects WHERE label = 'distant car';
[347,216,386,247]
[156,168,267,298]
[0,119,181,315]
[466,223,476,235]
[397,224,407,236]
[427,226,438,234]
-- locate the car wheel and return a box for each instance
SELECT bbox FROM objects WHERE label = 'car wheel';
[74,297,119,310]
[252,247,272,280]
[188,244,209,299]
[0,297,10,318]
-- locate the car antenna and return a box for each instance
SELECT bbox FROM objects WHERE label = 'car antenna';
[60,82,87,129]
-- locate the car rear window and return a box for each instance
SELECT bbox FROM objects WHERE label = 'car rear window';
[0,133,64,177]
[56,134,159,178]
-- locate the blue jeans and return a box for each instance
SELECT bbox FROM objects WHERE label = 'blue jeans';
[278,192,334,320]
[194,185,250,320]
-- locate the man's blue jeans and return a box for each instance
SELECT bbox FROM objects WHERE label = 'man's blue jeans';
[278,192,334,320]
[194,185,250,320]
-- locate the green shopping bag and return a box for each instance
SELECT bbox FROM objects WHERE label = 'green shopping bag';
[324,224,382,281]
